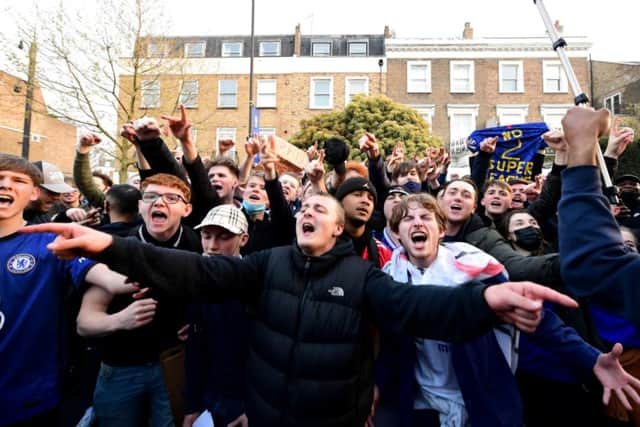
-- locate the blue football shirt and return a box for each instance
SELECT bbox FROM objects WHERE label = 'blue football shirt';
[0,231,95,426]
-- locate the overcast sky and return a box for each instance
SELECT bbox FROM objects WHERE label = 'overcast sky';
[1,0,639,63]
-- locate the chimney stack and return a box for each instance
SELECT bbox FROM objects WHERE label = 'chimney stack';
[463,22,474,39]
[384,25,392,39]
[294,24,301,56]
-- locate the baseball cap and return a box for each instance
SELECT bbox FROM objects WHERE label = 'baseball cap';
[615,175,640,185]
[32,161,74,193]
[335,177,378,205]
[507,177,532,186]
[386,185,409,199]
[194,204,248,234]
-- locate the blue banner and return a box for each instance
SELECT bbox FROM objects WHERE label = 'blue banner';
[467,122,549,182]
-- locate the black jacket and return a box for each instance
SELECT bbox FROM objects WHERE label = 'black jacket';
[98,236,499,426]
[445,213,561,287]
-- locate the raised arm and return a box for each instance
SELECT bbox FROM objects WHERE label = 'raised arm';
[558,107,640,324]
[74,133,106,208]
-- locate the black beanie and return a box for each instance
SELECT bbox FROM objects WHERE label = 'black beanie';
[324,137,350,175]
[335,177,377,205]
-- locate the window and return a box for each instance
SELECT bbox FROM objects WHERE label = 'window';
[218,80,238,108]
[216,128,237,159]
[407,61,431,93]
[542,61,567,93]
[310,77,333,109]
[190,128,198,144]
[259,41,281,57]
[312,42,331,56]
[447,104,479,146]
[141,80,160,108]
[496,105,529,125]
[259,127,276,136]
[345,77,369,105]
[147,43,165,57]
[178,80,198,108]
[257,80,277,108]
[222,42,243,57]
[348,41,368,56]
[184,42,206,58]
[604,93,622,115]
[540,104,571,129]
[410,104,435,128]
[499,61,524,93]
[450,61,474,93]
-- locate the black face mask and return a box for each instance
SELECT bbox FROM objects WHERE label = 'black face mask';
[514,226,543,252]
[620,191,639,209]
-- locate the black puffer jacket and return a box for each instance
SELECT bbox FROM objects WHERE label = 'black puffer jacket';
[99,236,499,426]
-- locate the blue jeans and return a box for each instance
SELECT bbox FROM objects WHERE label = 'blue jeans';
[93,362,174,427]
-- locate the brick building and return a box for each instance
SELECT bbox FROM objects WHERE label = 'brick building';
[121,26,386,162]
[0,70,78,173]
[591,60,640,115]
[385,23,591,165]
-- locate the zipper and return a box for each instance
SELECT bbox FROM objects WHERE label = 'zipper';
[281,256,311,424]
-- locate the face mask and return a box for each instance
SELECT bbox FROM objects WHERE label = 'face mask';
[403,181,422,194]
[620,191,639,208]
[514,226,543,252]
[242,200,266,215]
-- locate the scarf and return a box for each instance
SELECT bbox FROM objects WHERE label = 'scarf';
[383,242,517,427]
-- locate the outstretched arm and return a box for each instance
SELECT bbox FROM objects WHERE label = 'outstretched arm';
[22,223,264,303]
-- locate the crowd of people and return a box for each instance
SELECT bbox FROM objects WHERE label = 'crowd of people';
[3,104,640,427]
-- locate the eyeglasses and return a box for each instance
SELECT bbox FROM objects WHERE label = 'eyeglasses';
[141,191,187,204]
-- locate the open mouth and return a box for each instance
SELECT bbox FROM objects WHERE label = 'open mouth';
[449,204,463,212]
[0,194,14,207]
[490,200,502,208]
[248,194,262,201]
[212,184,223,192]
[411,231,427,244]
[301,222,315,235]
[151,211,168,225]
[356,207,370,215]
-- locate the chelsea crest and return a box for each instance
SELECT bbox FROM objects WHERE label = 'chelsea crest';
[7,254,36,274]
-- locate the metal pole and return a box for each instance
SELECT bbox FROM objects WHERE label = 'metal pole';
[248,0,255,140]
[533,0,614,193]
[21,41,37,160]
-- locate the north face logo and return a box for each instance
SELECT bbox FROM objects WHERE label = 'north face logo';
[328,286,344,297]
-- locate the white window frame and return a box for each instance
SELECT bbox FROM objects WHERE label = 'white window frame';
[178,80,199,108]
[259,127,276,137]
[257,79,277,108]
[540,104,572,130]
[218,80,238,108]
[184,42,206,58]
[542,60,568,93]
[309,77,334,109]
[499,60,524,93]
[259,41,281,57]
[348,41,368,57]
[604,92,622,114]
[216,128,237,158]
[496,104,529,126]
[447,104,479,144]
[345,77,369,106]
[409,104,435,128]
[222,42,243,57]
[450,60,475,93]
[407,61,432,93]
[141,80,160,109]
[312,41,332,56]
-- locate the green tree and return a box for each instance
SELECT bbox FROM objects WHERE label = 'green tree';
[290,95,442,160]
